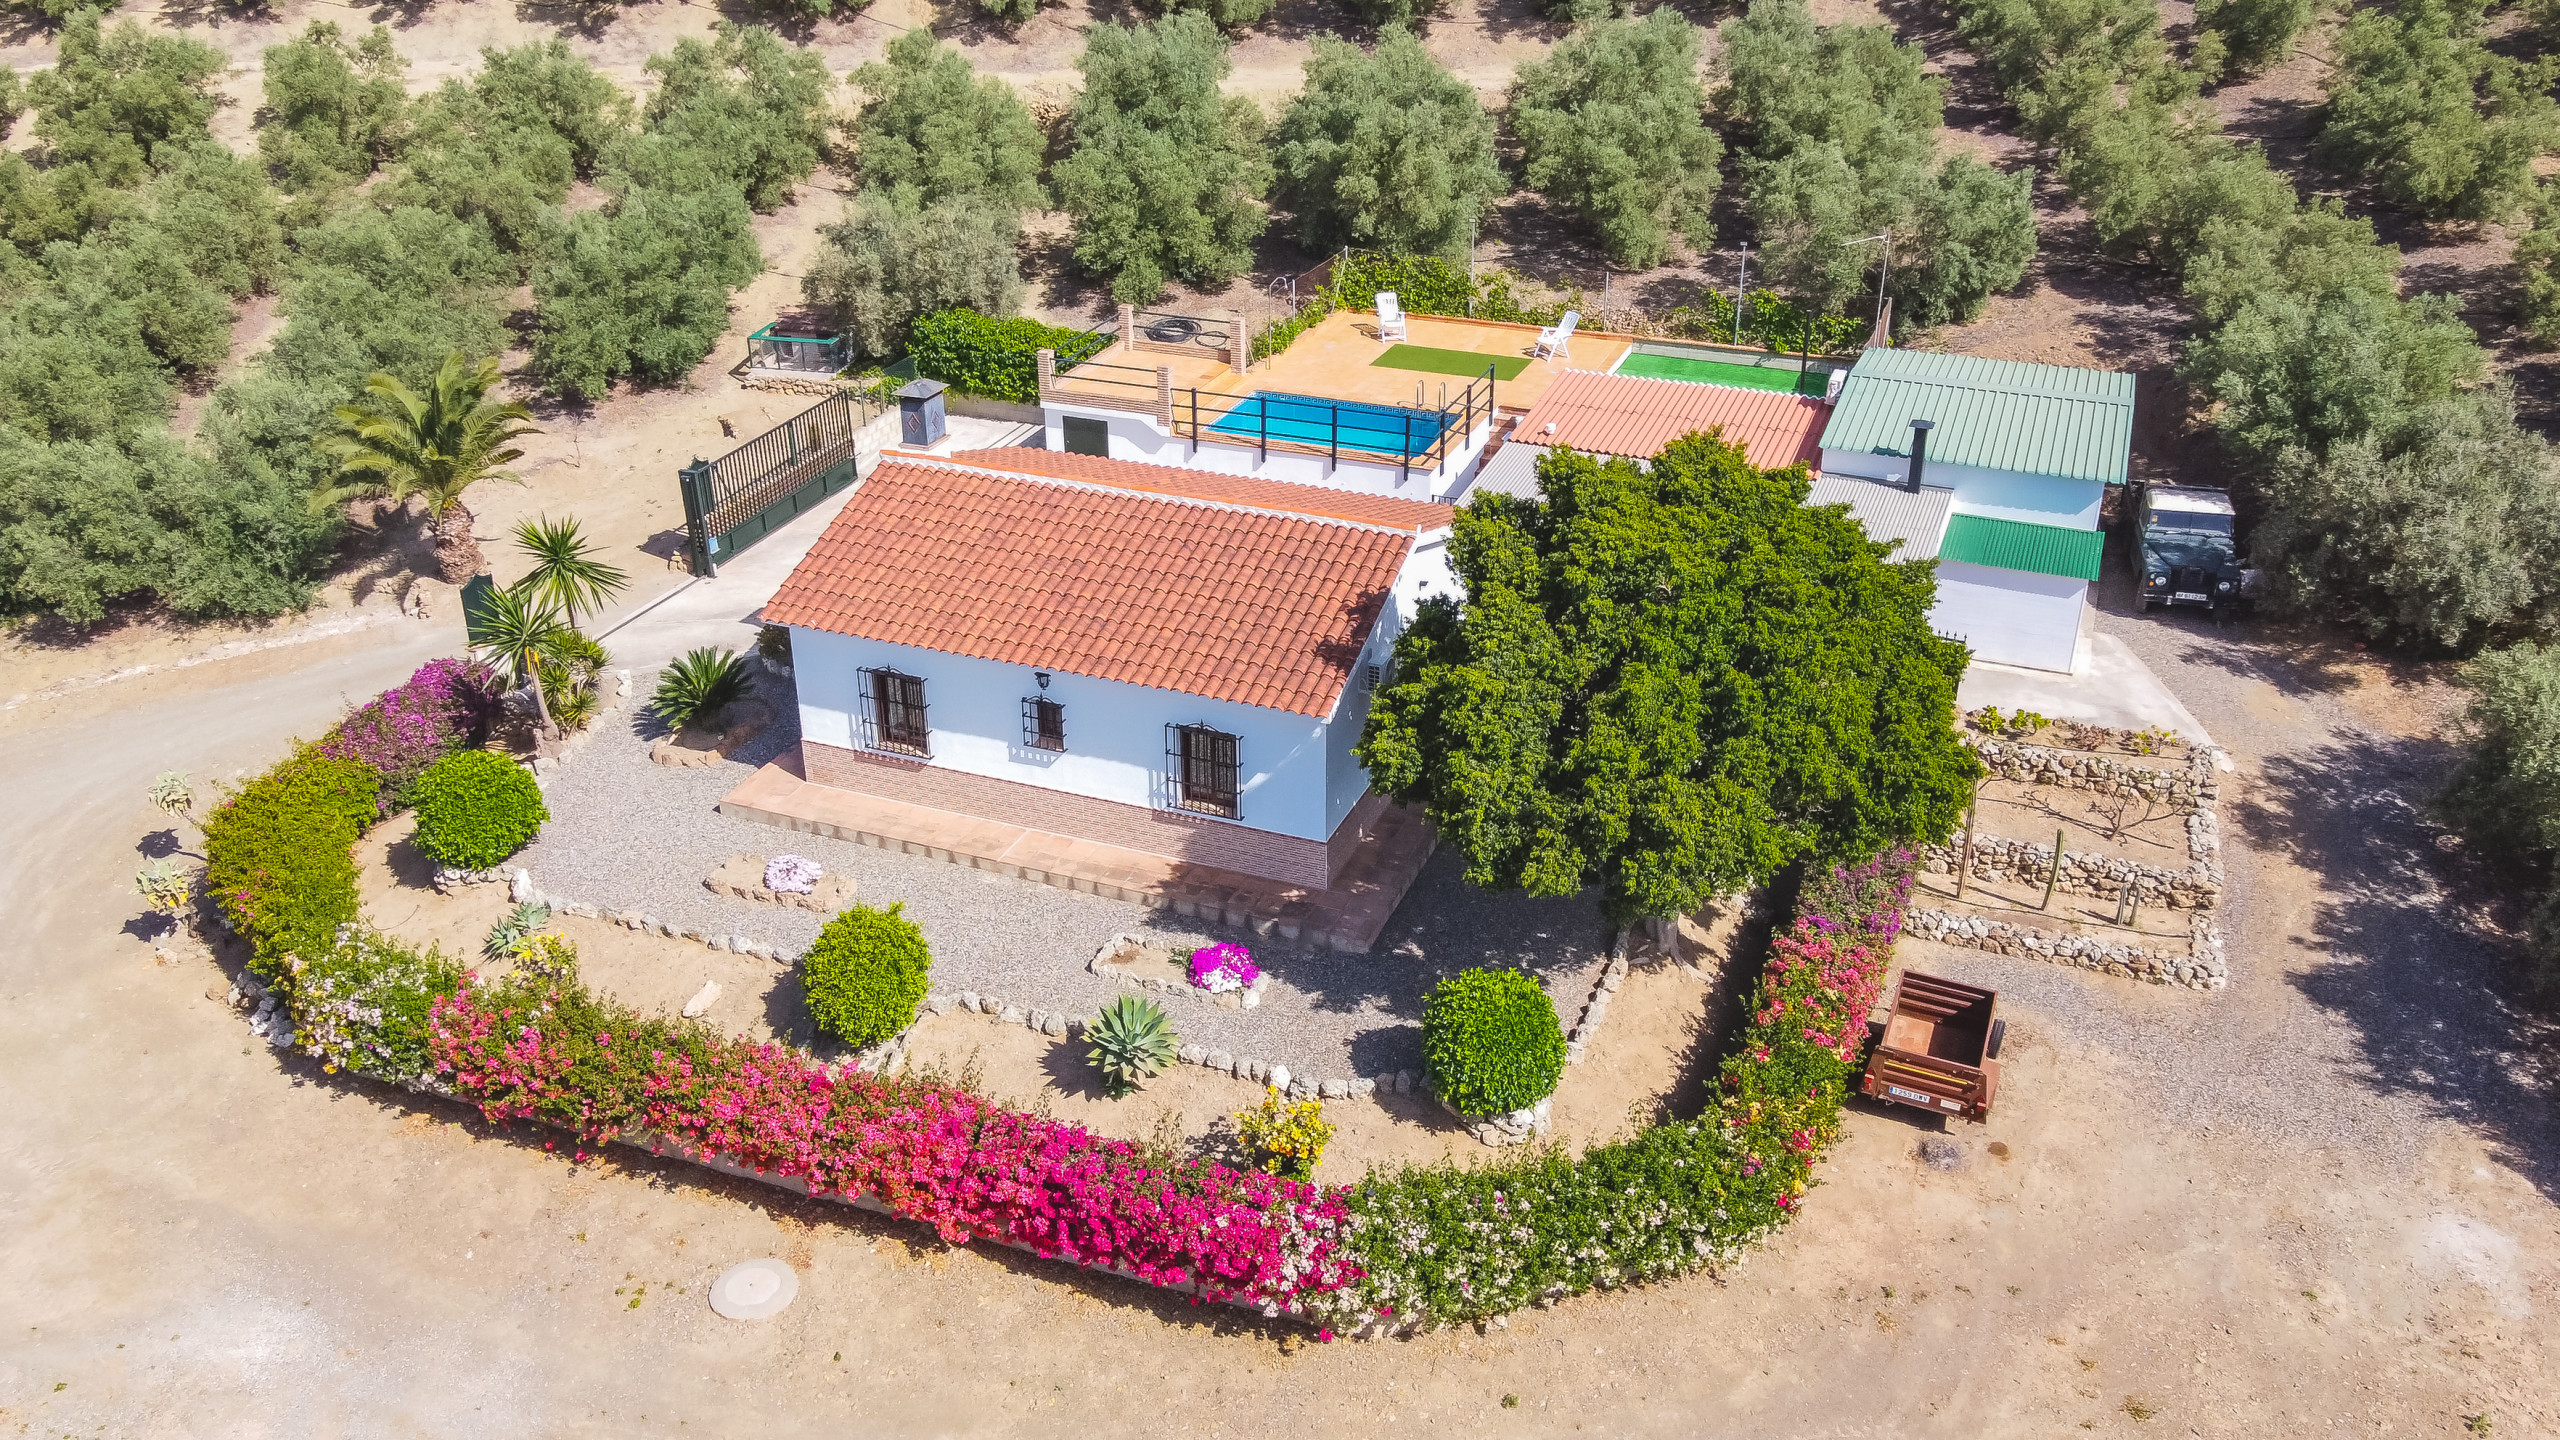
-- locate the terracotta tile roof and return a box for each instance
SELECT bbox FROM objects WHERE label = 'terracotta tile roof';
[1512,369,1829,471]
[764,457,1417,718]
[941,447,1455,531]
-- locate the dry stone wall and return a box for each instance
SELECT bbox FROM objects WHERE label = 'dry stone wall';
[1921,836,2221,910]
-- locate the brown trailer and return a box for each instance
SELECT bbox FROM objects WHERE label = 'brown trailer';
[1860,969,2005,1122]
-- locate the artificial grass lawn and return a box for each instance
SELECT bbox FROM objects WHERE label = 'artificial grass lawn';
[1616,351,1829,396]
[1372,344,1530,382]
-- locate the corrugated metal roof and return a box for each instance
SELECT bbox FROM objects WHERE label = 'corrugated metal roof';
[1514,369,1828,471]
[1824,349,2135,485]
[1938,513,2106,582]
[1465,441,1547,500]
[1806,475,1954,560]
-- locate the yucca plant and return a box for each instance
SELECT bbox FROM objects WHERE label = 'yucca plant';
[651,646,753,733]
[483,901,552,961]
[1086,994,1179,1099]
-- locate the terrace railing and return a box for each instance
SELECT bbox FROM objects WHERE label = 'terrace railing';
[677,389,885,577]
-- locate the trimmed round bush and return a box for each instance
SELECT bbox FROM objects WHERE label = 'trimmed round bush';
[408,751,550,869]
[1421,967,1566,1116]
[801,902,932,1047]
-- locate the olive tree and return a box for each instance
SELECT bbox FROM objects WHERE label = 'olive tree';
[1272,29,1503,262]
[1510,11,1721,270]
[1052,13,1271,304]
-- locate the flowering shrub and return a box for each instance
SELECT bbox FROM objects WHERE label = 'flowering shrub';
[425,964,1361,1312]
[1420,968,1566,1116]
[765,854,822,894]
[214,640,1926,1332]
[202,748,382,984]
[410,751,550,869]
[320,658,502,815]
[1188,942,1258,994]
[1318,850,1918,1330]
[1235,1088,1335,1181]
[800,902,931,1047]
[289,928,467,1081]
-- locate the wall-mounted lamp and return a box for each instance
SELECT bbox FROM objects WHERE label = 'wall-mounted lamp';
[1035,670,1052,690]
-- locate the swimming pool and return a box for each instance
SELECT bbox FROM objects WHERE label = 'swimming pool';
[1204,391,1452,459]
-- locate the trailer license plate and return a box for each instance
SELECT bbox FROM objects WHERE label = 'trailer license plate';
[1886,1084,1934,1105]
[2174,591,2208,601]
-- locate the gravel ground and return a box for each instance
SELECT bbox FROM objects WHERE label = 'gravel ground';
[517,666,1610,1081]
[1917,549,2560,1185]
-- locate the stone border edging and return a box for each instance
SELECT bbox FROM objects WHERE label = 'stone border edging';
[1088,932,1273,1009]
[1920,834,2222,910]
[1905,905,2227,990]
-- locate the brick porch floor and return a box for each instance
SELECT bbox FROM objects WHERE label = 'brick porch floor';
[716,753,1437,953]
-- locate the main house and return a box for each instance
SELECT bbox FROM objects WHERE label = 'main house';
[758,446,1456,889]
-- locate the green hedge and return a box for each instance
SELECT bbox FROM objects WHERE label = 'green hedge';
[908,309,1110,404]
[409,750,549,870]
[801,901,933,1047]
[203,750,382,984]
[1420,968,1567,1115]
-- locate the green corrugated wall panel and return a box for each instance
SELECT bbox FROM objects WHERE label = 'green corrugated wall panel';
[1823,349,2135,485]
[1938,513,2106,582]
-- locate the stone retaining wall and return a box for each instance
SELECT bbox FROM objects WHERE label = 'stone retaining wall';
[1920,836,2222,910]
[1967,735,2223,811]
[1906,906,2227,991]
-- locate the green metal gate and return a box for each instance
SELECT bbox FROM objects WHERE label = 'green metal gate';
[678,391,882,577]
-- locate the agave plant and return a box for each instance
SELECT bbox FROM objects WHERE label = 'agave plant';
[1086,994,1179,1100]
[651,646,753,733]
[483,901,552,961]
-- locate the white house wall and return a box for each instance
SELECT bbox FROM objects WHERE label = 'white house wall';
[1043,402,1491,502]
[1931,560,2086,673]
[1818,448,2103,530]
[792,627,1342,842]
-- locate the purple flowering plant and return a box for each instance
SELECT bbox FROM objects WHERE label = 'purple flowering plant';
[320,657,504,814]
[1188,942,1259,994]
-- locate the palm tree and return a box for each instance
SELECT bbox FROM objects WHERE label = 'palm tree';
[474,585,571,738]
[311,352,540,584]
[511,515,630,630]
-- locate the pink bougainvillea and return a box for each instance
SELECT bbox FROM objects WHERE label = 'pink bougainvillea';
[1188,942,1259,994]
[426,978,1360,1312]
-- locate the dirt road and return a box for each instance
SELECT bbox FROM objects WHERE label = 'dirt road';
[1,543,2555,1437]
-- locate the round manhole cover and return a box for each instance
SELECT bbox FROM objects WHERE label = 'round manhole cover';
[709,1258,799,1320]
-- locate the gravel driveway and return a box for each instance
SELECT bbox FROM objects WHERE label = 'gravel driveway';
[1914,550,2560,1191]
[517,667,1609,1080]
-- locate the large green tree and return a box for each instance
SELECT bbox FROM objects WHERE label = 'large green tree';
[802,192,1025,359]
[257,22,409,195]
[1719,0,2031,327]
[531,184,760,400]
[1052,13,1271,304]
[2248,383,2560,648]
[2314,0,2560,224]
[624,24,832,213]
[847,29,1044,214]
[1272,28,1503,262]
[1510,11,1720,271]
[2441,640,2560,990]
[1358,434,1980,926]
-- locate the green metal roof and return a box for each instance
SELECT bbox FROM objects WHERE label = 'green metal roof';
[1938,513,2106,582]
[1822,349,2135,485]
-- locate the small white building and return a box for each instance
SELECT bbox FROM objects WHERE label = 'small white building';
[759,447,1458,888]
[1818,349,2128,674]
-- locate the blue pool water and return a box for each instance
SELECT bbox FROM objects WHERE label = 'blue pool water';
[1205,391,1452,459]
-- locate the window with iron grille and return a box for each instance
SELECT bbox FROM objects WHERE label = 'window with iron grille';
[1022,696,1065,751]
[861,669,929,754]
[1167,724,1240,817]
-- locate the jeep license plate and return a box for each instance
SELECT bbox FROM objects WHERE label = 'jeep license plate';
[2174,591,2208,601]
[1885,1084,1935,1105]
